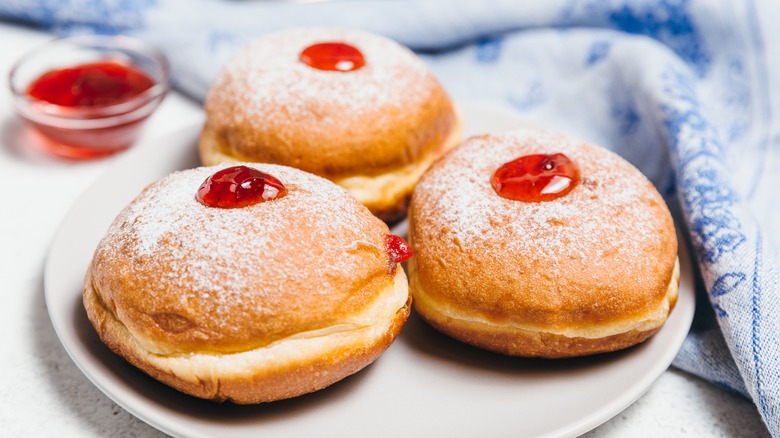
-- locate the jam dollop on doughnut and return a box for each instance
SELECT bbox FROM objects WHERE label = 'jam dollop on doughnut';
[385,234,412,274]
[491,153,580,202]
[299,42,365,72]
[197,165,287,208]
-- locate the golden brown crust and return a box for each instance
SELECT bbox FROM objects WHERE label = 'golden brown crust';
[84,163,410,402]
[84,267,410,403]
[198,28,459,220]
[409,256,678,358]
[408,129,679,357]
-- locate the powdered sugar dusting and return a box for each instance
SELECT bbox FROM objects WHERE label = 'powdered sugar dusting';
[91,163,391,349]
[206,27,433,130]
[412,128,674,281]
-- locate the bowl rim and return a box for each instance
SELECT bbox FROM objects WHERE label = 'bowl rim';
[7,33,171,124]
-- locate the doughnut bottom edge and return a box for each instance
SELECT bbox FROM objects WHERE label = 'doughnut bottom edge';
[408,258,680,359]
[83,266,411,403]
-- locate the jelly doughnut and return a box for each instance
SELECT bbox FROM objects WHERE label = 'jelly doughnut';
[83,163,412,403]
[408,129,679,358]
[198,27,460,221]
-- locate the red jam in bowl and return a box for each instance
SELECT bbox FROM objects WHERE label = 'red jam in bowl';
[9,35,169,160]
[26,61,154,107]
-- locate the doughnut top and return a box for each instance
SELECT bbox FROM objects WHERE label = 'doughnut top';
[201,27,457,177]
[410,129,678,329]
[88,163,393,355]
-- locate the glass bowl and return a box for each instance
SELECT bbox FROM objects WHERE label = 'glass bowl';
[8,34,170,159]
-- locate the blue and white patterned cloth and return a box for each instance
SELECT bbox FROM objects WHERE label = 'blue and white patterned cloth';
[4,0,779,434]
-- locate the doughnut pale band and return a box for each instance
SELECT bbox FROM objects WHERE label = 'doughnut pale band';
[408,256,678,358]
[84,267,409,403]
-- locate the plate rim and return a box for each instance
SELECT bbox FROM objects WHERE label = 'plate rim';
[43,102,695,438]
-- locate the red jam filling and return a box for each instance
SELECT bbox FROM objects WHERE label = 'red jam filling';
[385,234,412,274]
[197,165,287,208]
[299,42,365,72]
[491,153,580,202]
[25,61,154,107]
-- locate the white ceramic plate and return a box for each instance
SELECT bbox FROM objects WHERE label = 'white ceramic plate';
[44,103,695,438]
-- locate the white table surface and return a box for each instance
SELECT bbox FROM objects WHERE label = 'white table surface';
[0,22,771,438]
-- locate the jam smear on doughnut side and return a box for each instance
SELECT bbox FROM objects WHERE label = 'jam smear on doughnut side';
[491,153,580,202]
[385,234,412,274]
[197,165,287,208]
[299,42,365,72]
[26,61,154,107]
